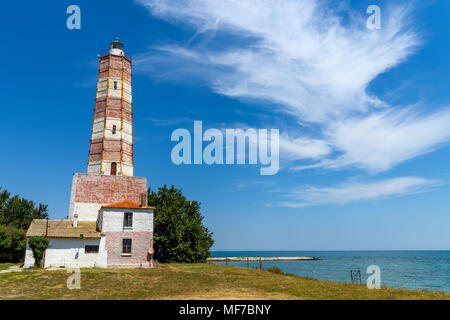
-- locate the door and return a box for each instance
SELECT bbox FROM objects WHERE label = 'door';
[111,162,117,175]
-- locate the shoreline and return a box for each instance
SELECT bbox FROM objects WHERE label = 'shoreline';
[207,257,321,262]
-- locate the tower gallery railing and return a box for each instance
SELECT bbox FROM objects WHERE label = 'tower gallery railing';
[98,49,132,61]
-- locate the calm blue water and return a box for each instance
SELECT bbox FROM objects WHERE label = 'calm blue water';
[210,251,450,292]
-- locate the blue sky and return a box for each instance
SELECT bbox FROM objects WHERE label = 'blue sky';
[1,0,449,250]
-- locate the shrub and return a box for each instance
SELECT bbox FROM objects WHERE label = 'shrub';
[27,236,50,267]
[267,266,285,275]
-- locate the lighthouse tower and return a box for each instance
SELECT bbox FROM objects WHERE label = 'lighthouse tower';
[88,38,134,176]
[24,39,154,269]
[67,39,148,222]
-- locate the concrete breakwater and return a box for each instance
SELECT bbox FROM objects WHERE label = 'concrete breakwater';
[207,257,320,262]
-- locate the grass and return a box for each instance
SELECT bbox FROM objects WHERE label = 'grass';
[0,263,449,300]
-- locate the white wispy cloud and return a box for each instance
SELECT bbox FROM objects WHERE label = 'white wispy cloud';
[145,117,193,127]
[136,0,418,122]
[277,177,438,207]
[279,134,331,161]
[136,0,450,174]
[294,107,450,172]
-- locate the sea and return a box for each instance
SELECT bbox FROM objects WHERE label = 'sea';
[210,251,450,292]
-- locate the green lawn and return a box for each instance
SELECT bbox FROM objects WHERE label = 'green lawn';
[0,263,448,300]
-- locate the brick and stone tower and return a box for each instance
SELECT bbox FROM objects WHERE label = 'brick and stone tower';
[23,38,154,269]
[68,38,148,223]
[88,38,134,177]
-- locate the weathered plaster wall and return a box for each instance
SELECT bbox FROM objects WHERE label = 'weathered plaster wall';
[23,243,35,268]
[70,203,103,221]
[105,232,152,268]
[98,208,153,268]
[24,238,105,268]
[99,208,154,232]
[68,174,147,221]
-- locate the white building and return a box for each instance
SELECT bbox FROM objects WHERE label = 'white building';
[24,200,154,268]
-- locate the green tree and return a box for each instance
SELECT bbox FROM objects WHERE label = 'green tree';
[0,225,13,262]
[27,236,50,268]
[11,227,26,261]
[0,187,48,262]
[0,195,48,230]
[148,185,214,263]
[0,225,26,262]
[0,188,10,212]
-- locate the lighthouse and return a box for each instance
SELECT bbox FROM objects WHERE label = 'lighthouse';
[24,39,154,269]
[88,38,134,176]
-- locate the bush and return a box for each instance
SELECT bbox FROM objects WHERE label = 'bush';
[27,236,50,267]
[148,185,214,263]
[267,266,285,275]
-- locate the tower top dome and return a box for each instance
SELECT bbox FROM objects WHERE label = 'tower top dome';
[109,38,124,56]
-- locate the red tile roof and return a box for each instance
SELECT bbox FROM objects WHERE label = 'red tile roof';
[102,200,155,210]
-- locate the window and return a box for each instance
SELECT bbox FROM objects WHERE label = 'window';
[113,81,118,89]
[122,239,132,254]
[85,245,99,253]
[124,212,133,227]
[111,162,117,176]
[112,125,117,135]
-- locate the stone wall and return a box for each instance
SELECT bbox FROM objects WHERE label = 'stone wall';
[105,232,152,268]
[68,173,147,221]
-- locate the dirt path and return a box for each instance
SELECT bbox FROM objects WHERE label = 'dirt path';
[0,266,23,274]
